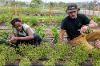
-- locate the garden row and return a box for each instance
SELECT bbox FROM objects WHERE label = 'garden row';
[0,42,99,66]
[0,14,64,26]
[0,13,100,27]
[0,31,99,66]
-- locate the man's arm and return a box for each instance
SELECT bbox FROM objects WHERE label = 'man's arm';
[14,28,33,40]
[80,20,98,33]
[59,29,65,43]
[88,20,98,28]
[7,33,16,43]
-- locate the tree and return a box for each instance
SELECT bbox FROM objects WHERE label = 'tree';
[30,0,43,8]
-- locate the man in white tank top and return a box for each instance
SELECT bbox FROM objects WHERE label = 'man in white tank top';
[8,18,42,47]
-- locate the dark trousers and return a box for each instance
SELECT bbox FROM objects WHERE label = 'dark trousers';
[12,34,42,48]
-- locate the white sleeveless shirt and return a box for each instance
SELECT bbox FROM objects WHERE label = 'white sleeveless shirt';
[13,24,35,37]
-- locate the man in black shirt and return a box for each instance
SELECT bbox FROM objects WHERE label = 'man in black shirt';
[59,3,100,49]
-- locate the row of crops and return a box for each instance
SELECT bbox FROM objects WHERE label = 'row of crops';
[1,14,100,26]
[0,13,64,26]
[0,41,100,66]
[0,27,99,66]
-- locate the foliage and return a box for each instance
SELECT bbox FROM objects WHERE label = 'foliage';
[64,60,79,66]
[0,45,7,65]
[43,44,70,66]
[35,26,46,39]
[0,31,9,44]
[0,13,12,25]
[93,60,100,66]
[0,54,6,66]
[43,58,56,66]
[30,0,43,8]
[70,44,89,64]
[51,27,59,44]
[92,48,100,66]
[19,57,31,66]
[1,47,17,64]
[53,44,70,60]
[0,45,17,64]
[93,16,100,25]
[0,39,99,66]
[29,17,38,26]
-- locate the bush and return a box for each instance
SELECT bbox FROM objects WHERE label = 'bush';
[35,26,46,39]
[19,57,31,66]
[0,13,12,26]
[51,27,59,44]
[29,17,38,26]
[92,48,100,66]
[0,45,17,64]
[70,44,89,64]
[0,31,9,44]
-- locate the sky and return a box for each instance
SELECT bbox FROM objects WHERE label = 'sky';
[16,0,100,3]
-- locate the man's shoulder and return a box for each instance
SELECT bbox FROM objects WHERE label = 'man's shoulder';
[62,17,69,23]
[78,14,87,18]
[23,23,28,26]
[23,24,30,27]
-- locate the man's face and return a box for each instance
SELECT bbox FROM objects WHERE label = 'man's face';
[14,22,22,31]
[68,11,78,19]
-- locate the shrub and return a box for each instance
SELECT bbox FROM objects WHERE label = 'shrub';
[51,27,59,44]
[0,31,9,44]
[70,44,89,64]
[92,48,100,66]
[19,57,31,66]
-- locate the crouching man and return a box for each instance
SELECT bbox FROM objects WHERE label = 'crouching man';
[59,3,100,52]
[8,18,42,47]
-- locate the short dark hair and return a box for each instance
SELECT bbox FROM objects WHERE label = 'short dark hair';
[11,18,21,26]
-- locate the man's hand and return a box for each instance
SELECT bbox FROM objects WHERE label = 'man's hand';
[8,36,17,44]
[80,25,89,33]
[95,40,100,49]
[10,36,18,41]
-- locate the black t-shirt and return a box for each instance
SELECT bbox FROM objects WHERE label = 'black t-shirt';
[61,14,90,40]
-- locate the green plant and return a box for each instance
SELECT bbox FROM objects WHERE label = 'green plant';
[92,48,100,66]
[53,16,64,24]
[26,45,42,62]
[54,44,70,60]
[0,45,18,64]
[0,13,12,26]
[64,60,79,66]
[17,44,50,63]
[0,40,100,66]
[43,58,56,66]
[0,31,9,44]
[2,47,17,64]
[0,54,6,66]
[17,44,35,57]
[70,44,89,64]
[51,27,59,44]
[22,16,30,23]
[27,43,52,62]
[93,60,100,66]
[35,26,45,39]
[29,17,38,26]
[93,16,100,25]
[0,44,8,53]
[19,57,31,66]
[43,44,70,66]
